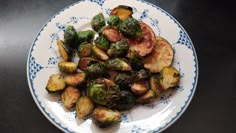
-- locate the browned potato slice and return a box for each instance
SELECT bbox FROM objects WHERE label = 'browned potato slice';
[160,66,180,90]
[102,27,121,42]
[63,72,87,87]
[61,86,80,109]
[144,37,174,73]
[110,5,133,21]
[46,74,66,93]
[136,89,155,104]
[76,96,94,118]
[131,81,149,95]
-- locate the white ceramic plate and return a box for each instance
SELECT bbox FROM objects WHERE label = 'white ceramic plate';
[27,0,198,132]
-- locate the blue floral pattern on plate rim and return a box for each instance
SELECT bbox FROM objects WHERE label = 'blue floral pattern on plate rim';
[27,0,199,133]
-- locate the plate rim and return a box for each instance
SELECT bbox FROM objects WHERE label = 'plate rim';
[26,0,199,133]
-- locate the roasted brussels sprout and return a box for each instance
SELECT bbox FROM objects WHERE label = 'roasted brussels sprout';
[102,27,121,43]
[57,40,73,61]
[129,50,144,70]
[64,25,79,49]
[92,107,121,128]
[107,40,129,57]
[107,15,121,26]
[78,57,97,71]
[46,74,66,93]
[114,72,132,89]
[106,58,131,71]
[77,30,95,44]
[76,96,94,118]
[58,61,78,74]
[131,81,149,95]
[86,63,108,78]
[94,35,110,51]
[110,5,133,21]
[91,13,106,32]
[119,18,142,39]
[114,91,135,111]
[133,69,151,82]
[63,72,87,87]
[136,89,155,104]
[149,76,162,97]
[88,78,120,106]
[77,43,93,57]
[92,45,109,61]
[160,66,180,90]
[61,86,81,109]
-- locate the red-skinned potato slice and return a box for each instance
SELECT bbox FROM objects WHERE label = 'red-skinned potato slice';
[128,22,156,57]
[144,37,174,73]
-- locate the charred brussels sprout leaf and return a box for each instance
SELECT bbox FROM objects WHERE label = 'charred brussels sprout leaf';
[119,18,142,39]
[133,69,151,82]
[64,25,79,49]
[61,86,80,109]
[114,72,132,90]
[106,58,131,71]
[91,13,106,32]
[46,74,66,93]
[95,35,110,51]
[86,63,107,78]
[114,91,135,111]
[92,107,121,128]
[78,30,95,44]
[58,61,78,74]
[107,40,129,57]
[57,40,73,61]
[107,15,121,26]
[76,96,94,118]
[129,50,144,70]
[160,66,180,90]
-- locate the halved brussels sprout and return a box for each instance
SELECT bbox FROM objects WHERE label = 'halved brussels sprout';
[92,106,121,128]
[64,25,79,49]
[133,69,151,82]
[77,30,95,44]
[46,74,66,93]
[57,40,73,61]
[86,63,108,78]
[149,76,162,97]
[107,40,129,58]
[92,45,109,61]
[114,72,132,90]
[106,58,131,71]
[63,72,87,87]
[77,43,93,57]
[78,57,97,71]
[114,91,135,111]
[61,86,80,109]
[102,26,121,43]
[136,89,155,104]
[91,13,106,32]
[76,96,94,118]
[58,61,78,74]
[94,35,110,51]
[129,50,144,70]
[107,15,121,26]
[110,5,133,21]
[119,18,142,39]
[131,81,149,95]
[160,66,180,90]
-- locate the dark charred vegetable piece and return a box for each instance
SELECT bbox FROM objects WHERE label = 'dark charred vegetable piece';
[76,96,94,118]
[64,25,79,49]
[92,107,121,128]
[58,61,78,74]
[110,5,133,21]
[77,30,95,44]
[94,35,110,51]
[61,86,81,109]
[107,15,121,26]
[119,18,142,39]
[77,43,93,57]
[131,81,149,95]
[133,69,151,82]
[136,89,155,104]
[106,58,131,71]
[78,57,97,71]
[160,66,180,90]
[107,40,129,57]
[149,76,162,97]
[91,13,106,32]
[63,72,87,87]
[88,78,120,106]
[57,40,73,61]
[129,50,144,70]
[86,63,108,78]
[144,37,174,73]
[92,46,109,61]
[46,74,66,93]
[114,72,132,90]
[114,91,135,111]
[102,27,121,43]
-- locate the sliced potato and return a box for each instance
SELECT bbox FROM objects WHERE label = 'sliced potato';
[110,5,133,21]
[144,37,174,73]
[92,45,109,61]
[57,40,72,61]
[61,86,80,109]
[46,74,65,93]
[76,96,94,118]
[136,89,155,104]
[58,61,78,74]
[149,76,162,97]
[131,81,148,95]
[63,72,87,87]
[160,66,180,90]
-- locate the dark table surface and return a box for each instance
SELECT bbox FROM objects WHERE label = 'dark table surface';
[0,0,235,133]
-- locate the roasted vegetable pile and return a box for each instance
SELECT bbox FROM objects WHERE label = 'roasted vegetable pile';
[46,5,180,128]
